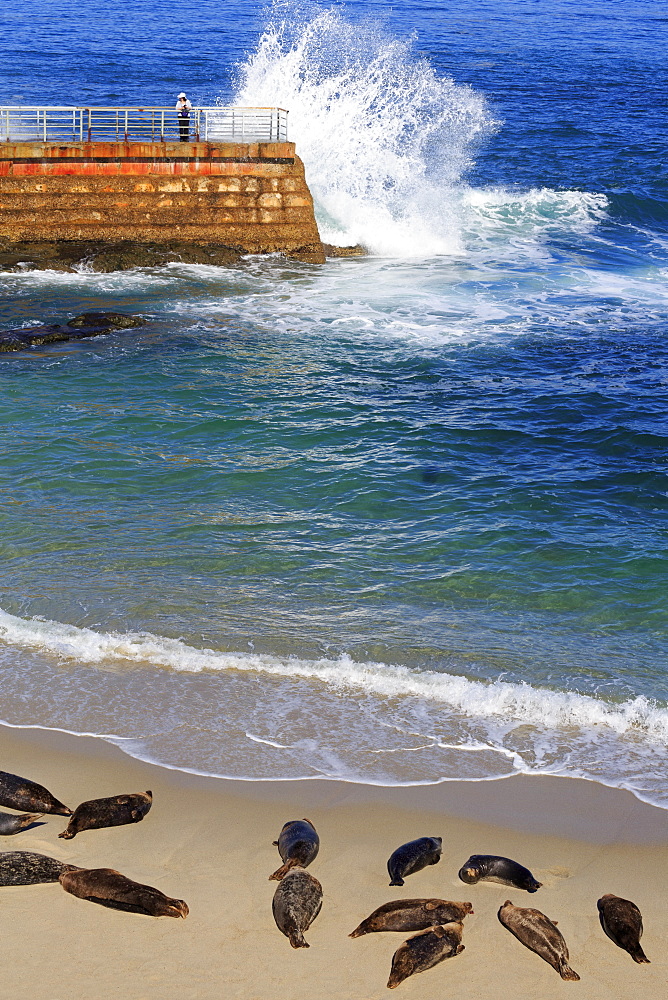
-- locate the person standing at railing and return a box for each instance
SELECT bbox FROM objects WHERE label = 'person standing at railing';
[175,92,192,142]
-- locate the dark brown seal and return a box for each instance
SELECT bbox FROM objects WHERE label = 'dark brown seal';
[498,900,580,980]
[59,867,188,918]
[387,837,442,886]
[269,818,319,880]
[459,854,542,892]
[0,811,42,835]
[597,893,650,964]
[0,770,71,815]
[0,851,80,886]
[272,868,323,948]
[58,790,153,840]
[387,922,464,989]
[350,898,473,938]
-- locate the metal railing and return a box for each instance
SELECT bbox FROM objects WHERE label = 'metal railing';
[0,106,289,143]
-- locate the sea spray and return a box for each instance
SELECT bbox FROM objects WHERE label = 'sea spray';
[232,1,492,254]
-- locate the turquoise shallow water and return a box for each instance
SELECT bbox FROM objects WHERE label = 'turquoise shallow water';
[1,0,667,802]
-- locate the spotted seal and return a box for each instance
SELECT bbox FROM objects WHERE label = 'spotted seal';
[58,790,152,840]
[269,818,319,881]
[0,811,42,835]
[459,854,542,892]
[0,851,80,886]
[59,868,188,917]
[498,900,580,980]
[597,894,649,964]
[272,868,322,948]
[350,898,473,938]
[387,837,442,887]
[0,770,71,816]
[387,922,465,989]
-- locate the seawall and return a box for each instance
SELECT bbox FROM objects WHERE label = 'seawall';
[0,140,325,263]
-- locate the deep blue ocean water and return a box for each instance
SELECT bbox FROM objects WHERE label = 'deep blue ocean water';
[1,0,667,803]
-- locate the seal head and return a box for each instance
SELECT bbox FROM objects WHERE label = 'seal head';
[0,810,43,835]
[458,854,542,892]
[350,898,473,938]
[0,770,71,816]
[387,837,442,887]
[597,893,650,964]
[387,922,464,989]
[59,867,188,918]
[58,790,152,840]
[269,818,319,881]
[498,900,579,980]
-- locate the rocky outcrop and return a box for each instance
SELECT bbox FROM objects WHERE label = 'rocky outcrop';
[0,312,145,353]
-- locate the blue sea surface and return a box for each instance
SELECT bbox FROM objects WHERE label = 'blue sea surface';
[1,1,667,803]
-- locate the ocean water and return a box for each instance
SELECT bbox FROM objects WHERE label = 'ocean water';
[1,0,667,805]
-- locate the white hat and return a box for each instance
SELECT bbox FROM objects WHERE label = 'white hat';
[178,92,187,98]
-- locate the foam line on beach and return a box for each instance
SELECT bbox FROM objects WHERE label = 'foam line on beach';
[1,608,667,742]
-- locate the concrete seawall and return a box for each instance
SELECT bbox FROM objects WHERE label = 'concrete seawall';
[0,140,325,262]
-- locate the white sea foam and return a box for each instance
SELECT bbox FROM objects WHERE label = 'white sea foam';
[1,608,667,743]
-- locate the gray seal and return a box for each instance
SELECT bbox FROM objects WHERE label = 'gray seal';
[597,893,650,964]
[272,868,323,948]
[0,811,42,835]
[350,898,473,938]
[459,854,542,892]
[0,770,71,816]
[59,868,188,918]
[58,790,152,840]
[269,818,319,881]
[387,922,465,989]
[498,900,580,980]
[387,837,442,887]
[0,851,80,886]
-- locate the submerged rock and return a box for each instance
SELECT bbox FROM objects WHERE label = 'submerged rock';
[0,313,146,353]
[322,243,368,257]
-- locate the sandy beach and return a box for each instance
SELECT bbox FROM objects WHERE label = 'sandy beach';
[0,723,664,999]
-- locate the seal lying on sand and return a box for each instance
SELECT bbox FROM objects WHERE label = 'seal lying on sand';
[59,868,188,917]
[0,851,79,886]
[387,837,442,887]
[270,818,319,881]
[459,855,542,892]
[0,770,71,816]
[0,811,42,835]
[350,898,473,938]
[387,922,465,989]
[272,868,322,948]
[597,894,650,964]
[498,900,580,980]
[58,791,153,839]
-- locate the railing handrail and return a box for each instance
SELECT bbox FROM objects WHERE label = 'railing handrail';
[0,106,289,143]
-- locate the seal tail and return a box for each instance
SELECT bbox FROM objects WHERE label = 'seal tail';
[388,878,405,887]
[269,859,299,881]
[558,962,580,981]
[288,931,309,949]
[630,946,650,964]
[349,923,368,938]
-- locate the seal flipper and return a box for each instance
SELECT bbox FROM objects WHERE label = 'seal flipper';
[389,877,405,887]
[558,961,580,981]
[270,858,300,881]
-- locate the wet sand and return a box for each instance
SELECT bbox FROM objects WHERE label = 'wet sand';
[0,722,666,999]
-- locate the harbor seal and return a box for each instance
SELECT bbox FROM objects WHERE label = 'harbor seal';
[269,818,319,881]
[459,854,542,892]
[350,898,473,937]
[58,790,153,839]
[387,837,442,887]
[0,770,71,816]
[272,868,323,948]
[0,851,80,886]
[0,811,42,835]
[597,894,650,964]
[387,922,465,989]
[498,900,580,980]
[59,868,188,918]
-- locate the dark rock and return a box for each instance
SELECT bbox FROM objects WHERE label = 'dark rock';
[0,240,243,273]
[322,243,368,258]
[67,312,146,330]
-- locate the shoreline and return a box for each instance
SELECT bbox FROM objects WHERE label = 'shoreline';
[1,722,666,998]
